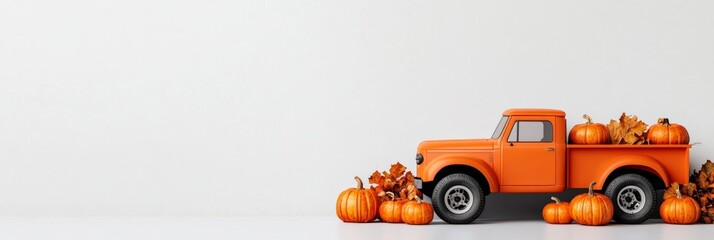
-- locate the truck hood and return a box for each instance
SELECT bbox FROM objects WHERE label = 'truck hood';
[417,139,495,152]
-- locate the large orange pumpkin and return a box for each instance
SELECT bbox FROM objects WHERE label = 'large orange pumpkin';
[647,118,690,144]
[569,114,611,144]
[570,181,614,226]
[379,192,406,223]
[660,188,700,224]
[336,176,380,223]
[401,196,433,225]
[542,196,572,224]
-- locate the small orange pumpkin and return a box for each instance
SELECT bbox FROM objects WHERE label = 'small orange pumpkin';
[401,196,434,225]
[647,118,690,144]
[660,188,700,224]
[542,196,572,224]
[569,114,611,144]
[336,176,380,223]
[379,192,406,223]
[570,181,614,226]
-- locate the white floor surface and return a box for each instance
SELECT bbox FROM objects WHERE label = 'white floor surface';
[0,217,712,240]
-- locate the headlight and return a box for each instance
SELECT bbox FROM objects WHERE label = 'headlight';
[416,153,423,165]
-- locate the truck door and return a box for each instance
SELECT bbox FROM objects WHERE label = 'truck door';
[501,117,557,186]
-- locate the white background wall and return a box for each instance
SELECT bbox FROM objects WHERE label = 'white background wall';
[1,0,713,217]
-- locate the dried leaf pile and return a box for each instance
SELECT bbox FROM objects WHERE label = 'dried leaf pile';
[607,113,648,145]
[368,162,421,201]
[664,160,714,223]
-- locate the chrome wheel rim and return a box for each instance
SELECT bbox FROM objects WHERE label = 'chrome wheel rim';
[444,185,473,214]
[617,185,646,214]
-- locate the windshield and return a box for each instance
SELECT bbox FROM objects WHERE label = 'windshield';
[491,116,509,139]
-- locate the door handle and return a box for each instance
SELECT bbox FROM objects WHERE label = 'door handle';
[545,147,555,151]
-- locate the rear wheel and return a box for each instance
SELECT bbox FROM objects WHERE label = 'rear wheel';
[604,174,657,224]
[432,173,485,224]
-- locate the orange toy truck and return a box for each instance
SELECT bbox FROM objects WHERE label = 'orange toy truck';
[414,109,690,224]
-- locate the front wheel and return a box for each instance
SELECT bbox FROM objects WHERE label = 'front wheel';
[432,173,485,224]
[604,174,657,224]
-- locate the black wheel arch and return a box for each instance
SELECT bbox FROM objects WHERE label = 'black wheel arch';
[432,165,491,196]
[603,167,666,192]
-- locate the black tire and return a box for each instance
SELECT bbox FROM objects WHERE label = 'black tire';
[432,173,485,224]
[604,174,657,224]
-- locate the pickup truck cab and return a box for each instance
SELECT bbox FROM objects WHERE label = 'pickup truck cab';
[414,108,690,224]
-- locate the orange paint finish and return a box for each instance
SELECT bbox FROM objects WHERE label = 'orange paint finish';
[416,153,500,193]
[567,144,689,189]
[415,108,691,194]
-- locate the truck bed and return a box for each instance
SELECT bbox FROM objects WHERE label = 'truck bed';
[567,144,690,190]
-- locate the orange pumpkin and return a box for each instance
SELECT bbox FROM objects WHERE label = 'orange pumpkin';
[660,188,700,224]
[647,118,690,144]
[401,196,433,225]
[570,181,614,226]
[379,192,406,223]
[569,114,611,144]
[336,176,380,223]
[542,196,572,224]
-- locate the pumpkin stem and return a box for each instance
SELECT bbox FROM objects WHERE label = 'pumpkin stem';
[583,114,593,124]
[657,118,670,126]
[675,188,683,199]
[587,181,596,196]
[414,195,423,204]
[354,176,364,190]
[386,192,396,201]
[550,196,561,204]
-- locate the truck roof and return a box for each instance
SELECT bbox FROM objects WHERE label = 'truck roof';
[502,108,565,117]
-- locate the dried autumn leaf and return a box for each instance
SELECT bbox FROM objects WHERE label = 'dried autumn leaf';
[370,185,386,198]
[622,113,647,144]
[607,113,648,144]
[687,160,714,224]
[625,123,648,145]
[384,177,395,190]
[399,187,408,200]
[682,182,698,197]
[664,182,681,200]
[396,175,406,189]
[389,162,406,180]
[367,161,421,202]
[406,184,418,201]
[608,121,623,143]
[699,170,709,189]
[403,172,415,184]
[607,119,623,144]
[381,171,392,182]
[704,160,714,177]
[368,170,384,185]
[701,196,710,210]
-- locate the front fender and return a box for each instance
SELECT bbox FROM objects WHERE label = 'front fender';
[421,156,500,193]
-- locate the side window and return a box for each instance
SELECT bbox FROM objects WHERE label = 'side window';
[507,121,553,142]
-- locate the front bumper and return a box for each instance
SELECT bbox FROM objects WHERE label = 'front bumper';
[414,177,423,190]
